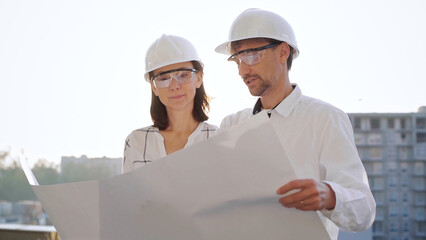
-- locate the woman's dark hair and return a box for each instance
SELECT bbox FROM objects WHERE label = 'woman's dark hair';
[149,61,210,130]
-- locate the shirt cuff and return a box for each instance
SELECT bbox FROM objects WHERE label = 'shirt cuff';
[320,181,342,220]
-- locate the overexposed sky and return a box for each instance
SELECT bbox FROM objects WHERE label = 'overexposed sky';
[1,0,425,165]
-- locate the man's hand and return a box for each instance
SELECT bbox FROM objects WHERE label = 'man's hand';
[276,179,336,211]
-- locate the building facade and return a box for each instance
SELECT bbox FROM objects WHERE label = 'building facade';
[348,106,426,240]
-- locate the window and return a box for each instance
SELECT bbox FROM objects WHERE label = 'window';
[367,162,383,173]
[354,117,361,129]
[389,221,399,235]
[389,191,398,202]
[389,206,399,217]
[357,148,367,159]
[417,132,426,143]
[417,117,426,129]
[402,192,409,202]
[399,147,409,159]
[400,162,409,173]
[401,132,406,141]
[401,176,409,187]
[414,192,426,205]
[370,147,382,159]
[370,118,380,129]
[417,221,426,234]
[388,177,398,188]
[368,133,382,144]
[414,162,424,175]
[387,147,397,157]
[400,118,406,129]
[375,207,385,220]
[354,133,365,144]
[416,207,425,220]
[373,221,383,233]
[388,118,395,129]
[402,206,410,218]
[373,192,385,204]
[387,161,397,172]
[414,177,425,190]
[370,176,384,189]
[416,145,426,158]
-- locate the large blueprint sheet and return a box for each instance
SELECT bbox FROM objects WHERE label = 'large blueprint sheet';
[22,112,331,240]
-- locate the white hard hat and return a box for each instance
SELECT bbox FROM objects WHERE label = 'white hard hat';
[215,8,299,58]
[144,34,203,81]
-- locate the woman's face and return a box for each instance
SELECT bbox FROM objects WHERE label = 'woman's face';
[151,61,202,113]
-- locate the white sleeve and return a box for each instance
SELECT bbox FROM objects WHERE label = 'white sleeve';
[318,110,376,231]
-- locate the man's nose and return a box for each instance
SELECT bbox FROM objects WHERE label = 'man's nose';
[238,61,252,76]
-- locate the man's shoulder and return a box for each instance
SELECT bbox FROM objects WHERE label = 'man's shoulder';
[298,95,350,126]
[301,95,346,115]
[220,108,253,130]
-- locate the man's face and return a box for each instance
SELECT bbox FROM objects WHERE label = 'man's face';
[230,39,283,97]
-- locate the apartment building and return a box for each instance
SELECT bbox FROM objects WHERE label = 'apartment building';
[348,106,426,240]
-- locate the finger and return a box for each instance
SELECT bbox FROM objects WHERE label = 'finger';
[277,179,308,195]
[295,200,313,211]
[279,193,307,207]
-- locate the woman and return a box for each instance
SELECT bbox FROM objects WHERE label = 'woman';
[122,34,217,173]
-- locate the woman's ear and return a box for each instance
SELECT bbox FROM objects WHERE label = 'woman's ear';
[195,73,203,89]
[151,81,159,96]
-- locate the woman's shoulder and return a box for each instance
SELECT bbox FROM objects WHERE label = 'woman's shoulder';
[196,121,219,138]
[126,125,160,140]
[200,121,219,131]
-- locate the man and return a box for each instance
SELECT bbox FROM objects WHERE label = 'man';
[215,8,376,240]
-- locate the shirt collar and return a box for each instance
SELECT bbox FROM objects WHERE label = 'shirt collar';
[252,84,302,118]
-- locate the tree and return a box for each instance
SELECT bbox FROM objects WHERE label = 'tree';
[0,148,10,169]
[0,151,60,201]
[59,161,112,183]
[32,159,59,185]
[0,160,37,201]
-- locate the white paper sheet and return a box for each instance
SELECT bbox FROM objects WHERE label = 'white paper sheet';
[22,112,331,240]
[20,154,39,186]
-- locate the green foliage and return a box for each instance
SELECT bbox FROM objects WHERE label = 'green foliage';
[0,161,37,201]
[59,161,112,183]
[0,150,9,168]
[0,149,118,202]
[32,159,60,185]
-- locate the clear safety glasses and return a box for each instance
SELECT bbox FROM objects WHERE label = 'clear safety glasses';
[151,68,198,88]
[227,43,281,66]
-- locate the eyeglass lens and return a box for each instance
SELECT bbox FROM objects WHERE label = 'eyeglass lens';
[153,70,195,88]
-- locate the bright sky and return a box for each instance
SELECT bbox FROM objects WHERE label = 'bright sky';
[1,0,425,166]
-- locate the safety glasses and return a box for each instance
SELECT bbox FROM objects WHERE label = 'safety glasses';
[151,68,198,88]
[227,43,281,66]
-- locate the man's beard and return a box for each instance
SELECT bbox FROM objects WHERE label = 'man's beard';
[247,76,272,97]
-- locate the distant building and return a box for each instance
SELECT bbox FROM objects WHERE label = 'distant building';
[347,106,426,240]
[0,201,44,225]
[61,155,122,177]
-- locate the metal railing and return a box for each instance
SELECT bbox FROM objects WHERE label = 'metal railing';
[0,223,60,240]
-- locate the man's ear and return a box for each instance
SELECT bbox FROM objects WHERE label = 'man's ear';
[279,42,290,64]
